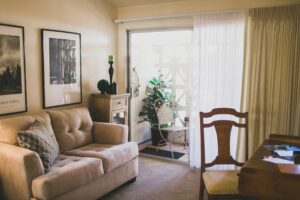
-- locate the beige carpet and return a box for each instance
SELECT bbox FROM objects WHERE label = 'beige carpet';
[101,156,200,200]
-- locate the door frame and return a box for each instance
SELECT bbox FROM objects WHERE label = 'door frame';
[126,27,193,143]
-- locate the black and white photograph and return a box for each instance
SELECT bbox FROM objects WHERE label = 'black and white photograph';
[0,24,27,115]
[49,38,77,85]
[42,29,81,108]
[0,35,22,95]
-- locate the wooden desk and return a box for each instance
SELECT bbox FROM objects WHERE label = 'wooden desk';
[239,134,300,200]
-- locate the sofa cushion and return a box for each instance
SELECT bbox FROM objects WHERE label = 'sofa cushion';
[0,112,54,145]
[65,142,138,173]
[48,107,93,152]
[17,120,59,172]
[32,154,104,200]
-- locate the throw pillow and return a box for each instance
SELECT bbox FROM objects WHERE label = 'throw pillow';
[17,120,59,172]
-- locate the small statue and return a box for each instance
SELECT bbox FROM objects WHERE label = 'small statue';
[97,79,109,94]
[108,55,117,94]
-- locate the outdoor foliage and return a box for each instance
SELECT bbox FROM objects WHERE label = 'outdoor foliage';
[138,73,179,128]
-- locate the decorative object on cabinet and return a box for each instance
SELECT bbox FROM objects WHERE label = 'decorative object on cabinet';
[107,55,117,94]
[97,79,109,94]
[41,29,82,108]
[89,93,130,125]
[0,23,27,116]
[108,55,114,84]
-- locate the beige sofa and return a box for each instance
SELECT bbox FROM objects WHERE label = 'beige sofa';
[0,107,139,200]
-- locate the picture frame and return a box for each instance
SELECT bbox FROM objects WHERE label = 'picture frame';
[0,24,27,116]
[41,29,82,108]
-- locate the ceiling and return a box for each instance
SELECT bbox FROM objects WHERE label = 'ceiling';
[107,0,190,7]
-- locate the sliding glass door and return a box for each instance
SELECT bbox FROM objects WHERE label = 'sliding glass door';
[128,29,192,163]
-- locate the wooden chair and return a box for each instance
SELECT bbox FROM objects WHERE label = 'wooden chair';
[199,108,248,200]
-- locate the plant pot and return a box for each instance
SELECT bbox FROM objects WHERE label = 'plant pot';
[151,127,168,146]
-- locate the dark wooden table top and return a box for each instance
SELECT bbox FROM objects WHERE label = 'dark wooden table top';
[239,134,300,200]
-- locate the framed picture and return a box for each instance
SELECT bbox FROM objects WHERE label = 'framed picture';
[42,29,82,108]
[0,24,27,116]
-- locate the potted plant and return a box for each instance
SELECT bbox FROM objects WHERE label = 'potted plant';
[138,73,178,146]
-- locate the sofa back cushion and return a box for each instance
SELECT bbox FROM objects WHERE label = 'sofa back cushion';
[0,112,54,145]
[48,107,93,152]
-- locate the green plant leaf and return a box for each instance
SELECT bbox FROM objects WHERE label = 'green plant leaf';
[138,71,182,127]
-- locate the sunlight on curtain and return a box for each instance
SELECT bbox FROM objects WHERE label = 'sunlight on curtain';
[189,12,245,168]
[244,5,300,156]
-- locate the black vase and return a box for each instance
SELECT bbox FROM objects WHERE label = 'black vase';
[109,61,114,85]
[151,127,168,146]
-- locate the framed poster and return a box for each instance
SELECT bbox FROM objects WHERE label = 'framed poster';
[0,24,27,116]
[42,29,82,108]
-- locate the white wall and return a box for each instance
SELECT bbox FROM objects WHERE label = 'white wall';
[0,0,117,118]
[117,0,300,19]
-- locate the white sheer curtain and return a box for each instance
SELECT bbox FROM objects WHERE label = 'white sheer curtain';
[189,12,245,168]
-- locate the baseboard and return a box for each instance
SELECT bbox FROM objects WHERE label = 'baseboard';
[138,139,151,145]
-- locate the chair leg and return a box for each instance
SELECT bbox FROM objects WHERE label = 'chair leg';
[170,149,174,158]
[208,196,215,200]
[160,130,174,158]
[184,129,189,147]
[199,177,204,200]
[183,139,188,149]
[168,142,174,158]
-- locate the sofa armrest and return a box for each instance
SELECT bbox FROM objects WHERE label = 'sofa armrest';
[0,142,44,200]
[92,122,128,144]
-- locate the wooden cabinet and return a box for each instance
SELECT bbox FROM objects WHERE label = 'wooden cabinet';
[89,93,130,125]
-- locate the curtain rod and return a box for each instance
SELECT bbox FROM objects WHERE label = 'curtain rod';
[114,9,246,24]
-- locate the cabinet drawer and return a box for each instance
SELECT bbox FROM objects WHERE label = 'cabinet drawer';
[112,98,127,110]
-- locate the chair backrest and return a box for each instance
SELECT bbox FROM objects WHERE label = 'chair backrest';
[154,99,175,126]
[200,108,248,170]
